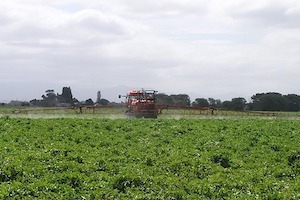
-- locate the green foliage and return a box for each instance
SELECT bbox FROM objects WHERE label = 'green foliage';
[85,98,94,105]
[284,94,300,111]
[156,93,173,105]
[251,92,288,111]
[192,98,209,107]
[288,152,300,174]
[97,98,110,106]
[58,87,73,104]
[208,98,222,108]
[0,117,300,199]
[225,97,246,111]
[170,94,191,106]
[156,93,191,106]
[31,87,77,107]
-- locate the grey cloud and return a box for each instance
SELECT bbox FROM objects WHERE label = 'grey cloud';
[104,0,207,16]
[71,10,128,35]
[0,14,12,25]
[229,3,300,28]
[1,1,300,102]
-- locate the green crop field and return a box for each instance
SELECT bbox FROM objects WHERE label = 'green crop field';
[0,116,300,199]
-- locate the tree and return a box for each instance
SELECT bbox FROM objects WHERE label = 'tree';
[85,99,94,105]
[42,89,57,107]
[156,93,173,105]
[96,91,101,104]
[208,98,222,108]
[284,94,300,111]
[60,87,73,104]
[31,87,78,107]
[230,97,246,111]
[73,98,80,105]
[251,92,287,111]
[222,101,232,110]
[30,99,43,106]
[21,102,30,106]
[192,98,209,107]
[97,98,110,106]
[170,94,191,106]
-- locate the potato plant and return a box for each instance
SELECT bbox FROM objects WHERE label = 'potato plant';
[0,116,300,199]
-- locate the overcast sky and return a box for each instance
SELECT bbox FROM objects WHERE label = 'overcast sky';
[1,0,300,103]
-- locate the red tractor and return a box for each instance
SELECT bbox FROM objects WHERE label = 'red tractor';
[120,89,159,118]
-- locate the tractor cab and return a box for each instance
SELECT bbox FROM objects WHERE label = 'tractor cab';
[127,90,155,104]
[120,89,159,118]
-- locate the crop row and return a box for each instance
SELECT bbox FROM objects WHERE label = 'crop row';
[0,117,300,199]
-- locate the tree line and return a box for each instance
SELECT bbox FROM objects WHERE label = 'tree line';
[1,87,300,112]
[156,92,300,112]
[6,87,110,107]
